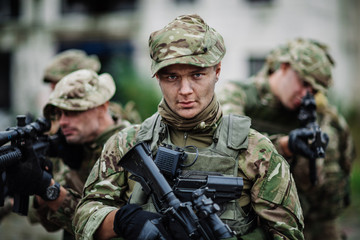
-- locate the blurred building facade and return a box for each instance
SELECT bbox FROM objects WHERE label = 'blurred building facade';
[0,0,359,129]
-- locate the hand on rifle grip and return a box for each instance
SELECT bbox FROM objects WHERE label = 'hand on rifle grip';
[5,141,52,197]
[288,128,316,159]
[113,204,168,240]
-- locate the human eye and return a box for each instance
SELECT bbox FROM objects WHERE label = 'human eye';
[192,72,204,79]
[161,74,178,82]
[64,110,82,117]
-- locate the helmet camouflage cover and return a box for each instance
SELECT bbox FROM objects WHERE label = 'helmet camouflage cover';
[149,14,226,76]
[265,38,334,93]
[44,49,101,83]
[43,69,115,119]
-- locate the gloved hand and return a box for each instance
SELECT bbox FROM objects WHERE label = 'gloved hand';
[48,129,84,170]
[6,145,52,198]
[288,128,316,159]
[113,204,168,240]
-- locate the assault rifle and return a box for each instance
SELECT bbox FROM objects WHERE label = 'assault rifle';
[0,115,61,215]
[119,142,240,240]
[298,92,326,186]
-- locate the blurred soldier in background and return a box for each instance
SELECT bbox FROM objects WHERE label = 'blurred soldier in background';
[0,50,99,226]
[43,49,101,90]
[218,38,356,240]
[43,49,141,135]
[6,69,132,239]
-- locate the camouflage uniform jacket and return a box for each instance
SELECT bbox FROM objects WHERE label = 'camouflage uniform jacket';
[73,113,304,240]
[28,120,131,236]
[218,75,356,221]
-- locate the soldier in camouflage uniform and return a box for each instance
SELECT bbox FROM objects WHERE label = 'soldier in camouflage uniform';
[218,38,356,240]
[7,69,131,239]
[43,49,141,134]
[43,49,101,90]
[73,14,304,240]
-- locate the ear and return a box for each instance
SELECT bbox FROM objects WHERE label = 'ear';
[215,62,222,81]
[99,101,110,114]
[154,73,161,84]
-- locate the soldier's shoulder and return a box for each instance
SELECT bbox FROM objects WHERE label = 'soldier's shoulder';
[319,103,351,133]
[247,128,278,153]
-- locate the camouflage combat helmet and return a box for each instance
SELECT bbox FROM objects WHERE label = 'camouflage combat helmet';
[43,49,101,83]
[43,69,115,119]
[265,38,334,93]
[149,14,226,76]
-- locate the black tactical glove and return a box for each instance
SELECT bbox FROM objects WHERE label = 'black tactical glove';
[288,128,315,159]
[288,127,329,159]
[6,145,52,198]
[48,129,84,170]
[113,204,168,240]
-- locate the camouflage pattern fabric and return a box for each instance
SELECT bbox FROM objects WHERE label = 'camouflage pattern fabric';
[149,14,226,75]
[109,101,142,124]
[218,75,355,240]
[260,38,334,93]
[27,120,130,237]
[43,69,116,118]
[73,115,304,240]
[44,49,101,83]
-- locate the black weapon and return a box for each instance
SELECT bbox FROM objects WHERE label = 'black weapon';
[173,172,243,205]
[0,115,61,215]
[119,142,238,240]
[298,92,326,185]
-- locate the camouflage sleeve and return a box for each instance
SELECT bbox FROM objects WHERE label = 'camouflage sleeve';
[73,125,140,240]
[27,157,81,234]
[217,81,247,115]
[239,129,304,239]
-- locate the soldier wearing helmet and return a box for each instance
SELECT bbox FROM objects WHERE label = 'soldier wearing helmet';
[73,14,304,240]
[8,69,132,239]
[43,49,141,135]
[219,38,356,240]
[43,49,101,90]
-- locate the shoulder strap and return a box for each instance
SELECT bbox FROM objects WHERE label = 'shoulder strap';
[213,114,251,158]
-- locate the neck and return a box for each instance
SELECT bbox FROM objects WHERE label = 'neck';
[89,114,115,143]
[99,114,115,135]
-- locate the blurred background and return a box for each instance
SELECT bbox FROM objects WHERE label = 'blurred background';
[0,0,359,239]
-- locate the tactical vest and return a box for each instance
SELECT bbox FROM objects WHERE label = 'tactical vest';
[130,113,257,236]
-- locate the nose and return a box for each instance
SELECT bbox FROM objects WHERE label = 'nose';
[179,78,193,95]
[59,112,69,126]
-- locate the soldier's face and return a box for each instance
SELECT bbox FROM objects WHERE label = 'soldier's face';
[58,107,102,144]
[156,63,221,119]
[277,65,314,110]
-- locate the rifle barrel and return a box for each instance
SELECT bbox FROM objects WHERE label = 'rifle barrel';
[0,130,20,147]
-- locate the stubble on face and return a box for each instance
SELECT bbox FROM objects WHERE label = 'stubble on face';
[60,108,101,144]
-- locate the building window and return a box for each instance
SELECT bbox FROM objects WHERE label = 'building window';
[248,56,265,76]
[0,52,11,110]
[61,0,138,14]
[57,40,135,103]
[0,0,20,22]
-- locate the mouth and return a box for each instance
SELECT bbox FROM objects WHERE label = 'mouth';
[61,128,77,137]
[293,97,303,107]
[178,100,195,108]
